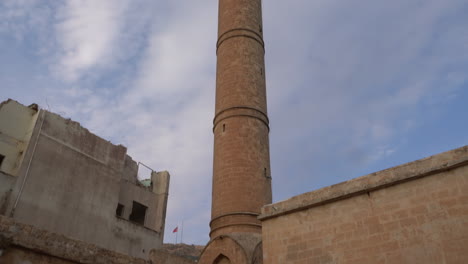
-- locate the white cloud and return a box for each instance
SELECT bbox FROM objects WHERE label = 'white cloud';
[0,0,52,42]
[53,0,130,81]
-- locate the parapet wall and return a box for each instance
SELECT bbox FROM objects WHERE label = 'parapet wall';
[260,146,468,263]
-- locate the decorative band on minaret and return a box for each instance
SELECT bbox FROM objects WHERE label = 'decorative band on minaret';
[200,0,271,263]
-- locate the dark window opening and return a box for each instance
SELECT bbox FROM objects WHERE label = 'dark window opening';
[129,201,147,225]
[264,167,271,179]
[223,124,226,132]
[116,203,124,217]
[0,154,5,169]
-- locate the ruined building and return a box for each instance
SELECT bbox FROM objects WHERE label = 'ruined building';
[0,99,173,261]
[200,1,468,264]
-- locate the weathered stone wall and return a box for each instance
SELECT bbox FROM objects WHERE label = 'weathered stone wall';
[0,172,15,215]
[260,146,468,264]
[149,249,198,264]
[0,215,195,264]
[0,99,38,176]
[0,215,146,264]
[117,170,169,234]
[1,247,78,264]
[0,100,170,259]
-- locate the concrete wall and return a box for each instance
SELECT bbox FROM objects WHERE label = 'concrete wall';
[0,100,38,176]
[0,100,170,259]
[117,170,169,234]
[260,146,468,264]
[0,172,15,214]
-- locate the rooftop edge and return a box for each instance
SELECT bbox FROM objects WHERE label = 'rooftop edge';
[259,145,468,221]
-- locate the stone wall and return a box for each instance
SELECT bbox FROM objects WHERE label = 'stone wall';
[0,172,15,215]
[149,249,198,264]
[0,215,146,264]
[0,100,170,259]
[0,99,38,176]
[0,215,195,264]
[260,146,468,264]
[117,170,169,235]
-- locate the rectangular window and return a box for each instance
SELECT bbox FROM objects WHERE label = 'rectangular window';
[0,154,5,169]
[116,203,124,217]
[129,201,147,225]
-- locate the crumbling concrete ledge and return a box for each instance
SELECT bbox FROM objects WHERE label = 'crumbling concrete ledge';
[259,145,468,220]
[0,215,147,264]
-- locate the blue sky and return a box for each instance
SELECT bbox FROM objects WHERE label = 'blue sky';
[1,0,467,245]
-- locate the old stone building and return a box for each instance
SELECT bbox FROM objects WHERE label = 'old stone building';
[0,99,171,260]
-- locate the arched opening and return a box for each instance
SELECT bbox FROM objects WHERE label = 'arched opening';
[214,254,231,264]
[251,242,263,264]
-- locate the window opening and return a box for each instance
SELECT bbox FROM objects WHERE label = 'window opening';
[129,201,147,225]
[223,124,226,132]
[264,167,271,179]
[0,154,5,169]
[214,254,231,264]
[116,203,124,217]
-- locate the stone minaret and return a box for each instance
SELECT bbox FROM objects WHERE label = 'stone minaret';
[199,0,271,263]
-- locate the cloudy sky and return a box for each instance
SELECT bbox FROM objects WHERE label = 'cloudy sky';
[1,0,467,245]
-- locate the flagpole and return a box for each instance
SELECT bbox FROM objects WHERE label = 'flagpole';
[181,220,184,244]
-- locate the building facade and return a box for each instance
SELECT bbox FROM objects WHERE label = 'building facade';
[0,99,170,259]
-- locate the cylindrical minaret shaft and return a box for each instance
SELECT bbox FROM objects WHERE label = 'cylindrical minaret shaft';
[210,0,272,239]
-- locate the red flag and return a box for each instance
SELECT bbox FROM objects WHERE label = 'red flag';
[173,226,178,233]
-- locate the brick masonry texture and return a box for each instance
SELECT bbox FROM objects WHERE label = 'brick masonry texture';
[199,233,263,264]
[200,0,271,263]
[211,0,272,238]
[260,146,468,264]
